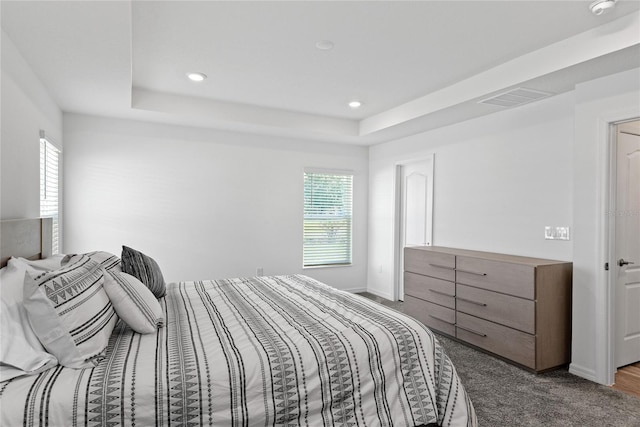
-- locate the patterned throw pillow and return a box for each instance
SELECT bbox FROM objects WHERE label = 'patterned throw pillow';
[121,246,166,298]
[23,254,118,368]
[62,251,122,272]
[103,270,165,334]
[86,251,122,272]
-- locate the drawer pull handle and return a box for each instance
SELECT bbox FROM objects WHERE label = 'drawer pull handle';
[429,289,455,297]
[428,314,455,325]
[455,268,487,276]
[429,263,455,270]
[456,296,487,307]
[457,325,487,337]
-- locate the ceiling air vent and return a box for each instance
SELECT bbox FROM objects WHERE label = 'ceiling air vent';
[479,87,554,108]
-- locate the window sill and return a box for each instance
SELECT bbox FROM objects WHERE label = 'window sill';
[303,264,352,270]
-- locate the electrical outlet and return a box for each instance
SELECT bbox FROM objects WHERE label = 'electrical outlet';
[257,267,264,276]
[544,226,570,240]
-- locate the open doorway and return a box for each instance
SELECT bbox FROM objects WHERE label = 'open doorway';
[393,155,434,301]
[608,119,640,394]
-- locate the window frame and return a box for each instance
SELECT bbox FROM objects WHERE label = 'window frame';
[40,131,62,254]
[303,168,354,268]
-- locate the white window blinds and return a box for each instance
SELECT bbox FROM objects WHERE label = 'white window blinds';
[303,170,353,267]
[40,133,61,254]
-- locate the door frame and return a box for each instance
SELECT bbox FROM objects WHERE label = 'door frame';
[393,154,434,301]
[605,117,640,384]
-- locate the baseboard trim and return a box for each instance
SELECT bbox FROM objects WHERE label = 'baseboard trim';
[344,287,367,294]
[569,363,598,383]
[364,288,395,301]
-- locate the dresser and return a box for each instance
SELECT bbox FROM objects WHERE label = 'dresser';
[404,246,572,372]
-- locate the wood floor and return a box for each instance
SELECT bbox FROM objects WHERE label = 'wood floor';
[611,362,640,399]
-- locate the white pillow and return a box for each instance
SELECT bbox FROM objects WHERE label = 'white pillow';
[0,263,57,382]
[23,254,118,368]
[103,270,164,334]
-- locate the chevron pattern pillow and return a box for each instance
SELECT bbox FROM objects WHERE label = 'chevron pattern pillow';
[23,254,118,368]
[121,246,166,298]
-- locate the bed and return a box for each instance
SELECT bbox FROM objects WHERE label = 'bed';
[0,218,476,426]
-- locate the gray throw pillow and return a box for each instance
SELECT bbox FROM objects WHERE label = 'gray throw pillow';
[121,246,166,298]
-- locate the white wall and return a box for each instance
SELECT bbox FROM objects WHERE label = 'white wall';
[368,68,640,385]
[1,31,62,219]
[63,114,369,291]
[368,92,574,299]
[570,68,640,384]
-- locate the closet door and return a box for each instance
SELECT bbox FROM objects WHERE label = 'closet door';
[397,157,434,300]
[615,121,640,368]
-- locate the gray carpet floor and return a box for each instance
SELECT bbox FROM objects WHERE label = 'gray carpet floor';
[357,292,640,426]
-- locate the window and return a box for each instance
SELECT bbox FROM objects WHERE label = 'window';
[303,170,353,267]
[40,131,61,254]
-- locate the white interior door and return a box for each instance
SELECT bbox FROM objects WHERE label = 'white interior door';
[615,120,640,368]
[396,157,433,300]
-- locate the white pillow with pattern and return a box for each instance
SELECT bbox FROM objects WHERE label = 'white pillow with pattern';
[23,254,118,368]
[103,270,164,334]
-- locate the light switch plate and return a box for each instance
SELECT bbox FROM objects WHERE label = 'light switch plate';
[545,226,570,240]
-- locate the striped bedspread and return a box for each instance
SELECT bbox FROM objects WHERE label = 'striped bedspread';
[0,275,476,426]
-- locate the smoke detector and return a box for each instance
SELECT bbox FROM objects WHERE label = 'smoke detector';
[590,0,617,15]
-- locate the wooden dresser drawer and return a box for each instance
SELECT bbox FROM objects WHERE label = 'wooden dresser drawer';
[405,296,455,336]
[404,272,455,309]
[456,312,535,369]
[456,256,534,299]
[456,284,535,334]
[404,248,455,281]
[404,246,571,372]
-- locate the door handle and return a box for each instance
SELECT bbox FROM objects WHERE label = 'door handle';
[618,258,635,267]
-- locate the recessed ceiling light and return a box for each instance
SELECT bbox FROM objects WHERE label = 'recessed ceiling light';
[590,0,617,15]
[348,100,362,109]
[187,72,207,82]
[316,40,334,50]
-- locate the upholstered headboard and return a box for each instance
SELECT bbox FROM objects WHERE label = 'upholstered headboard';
[0,218,53,268]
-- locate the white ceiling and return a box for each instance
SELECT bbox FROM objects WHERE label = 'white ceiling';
[2,1,640,145]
